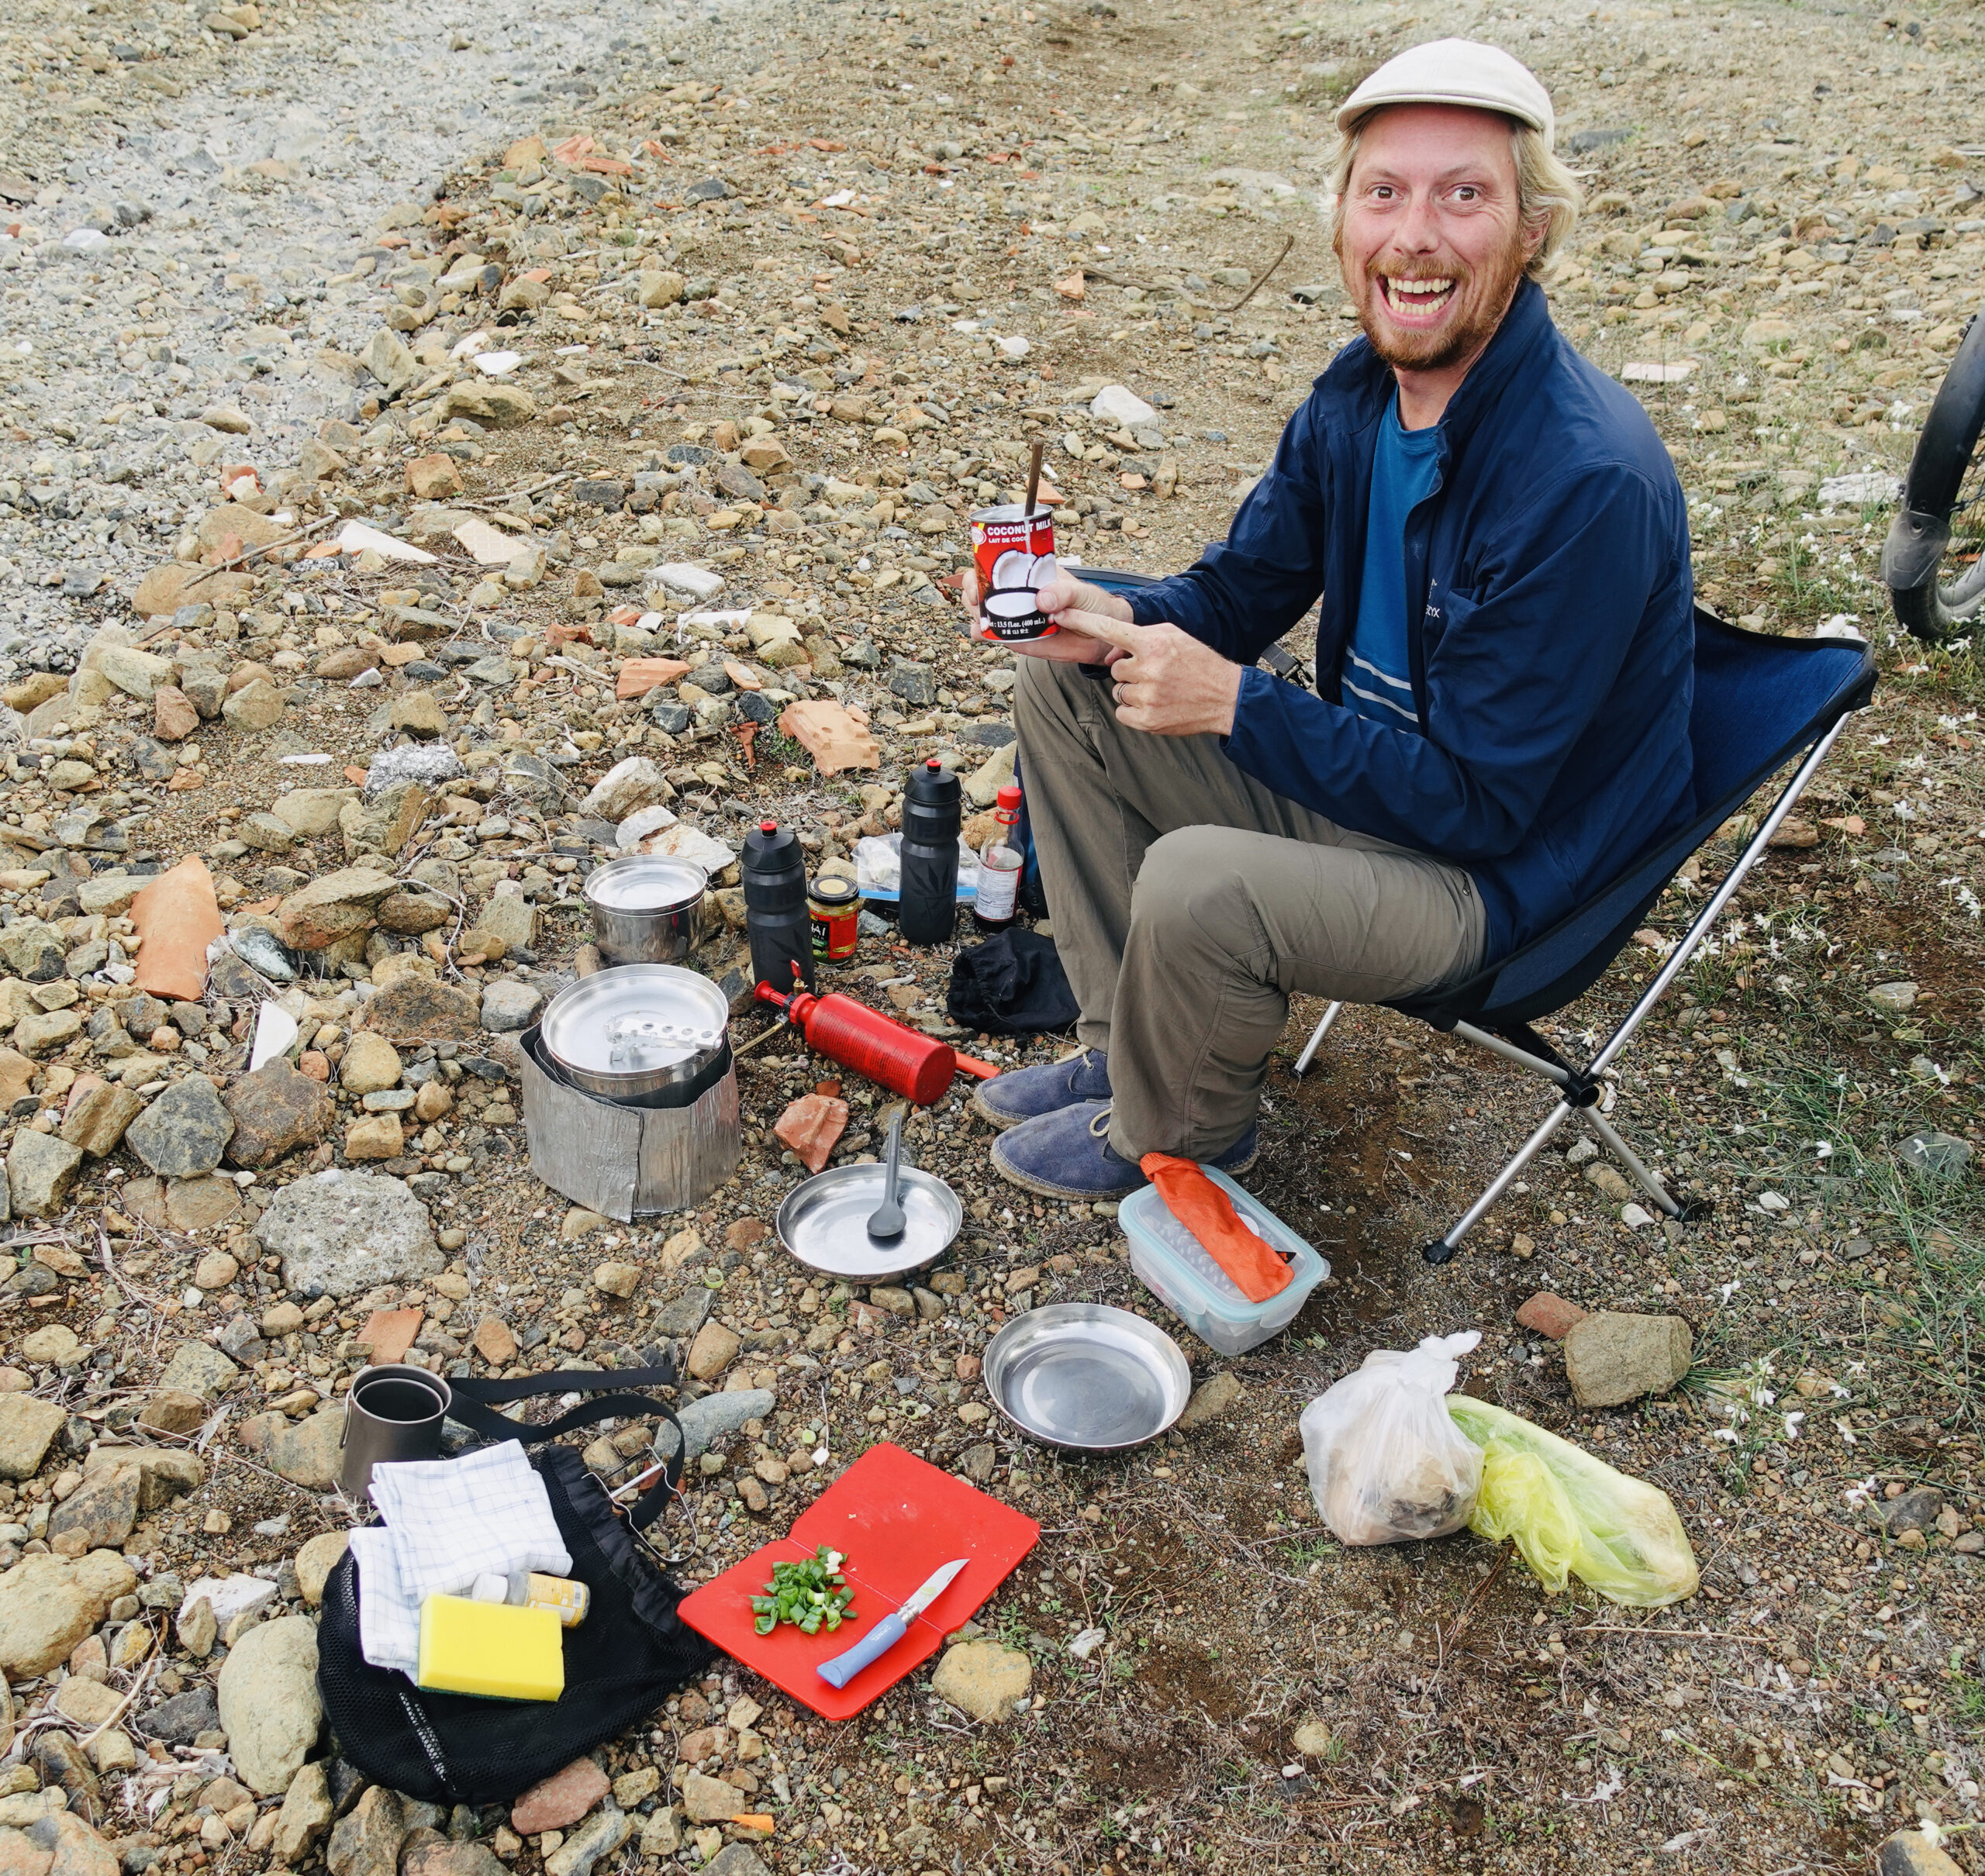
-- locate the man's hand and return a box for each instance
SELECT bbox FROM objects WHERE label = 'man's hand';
[962,567,1134,664]
[1058,610,1245,739]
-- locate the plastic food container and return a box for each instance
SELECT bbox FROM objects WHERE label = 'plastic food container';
[1119,1167,1327,1355]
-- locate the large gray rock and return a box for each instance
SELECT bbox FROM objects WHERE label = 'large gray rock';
[139,1685,219,1745]
[7,1133,85,1220]
[0,922,67,982]
[0,1396,67,1479]
[480,980,544,1032]
[579,757,672,822]
[223,1058,336,1167]
[0,1551,138,1678]
[327,1784,403,1876]
[155,1340,238,1400]
[1562,1311,1693,1407]
[216,1615,320,1795]
[124,1077,234,1179]
[273,1760,334,1863]
[254,1169,441,1298]
[666,1389,774,1463]
[237,1406,345,1490]
[1896,1130,1973,1183]
[544,1807,629,1876]
[364,743,465,802]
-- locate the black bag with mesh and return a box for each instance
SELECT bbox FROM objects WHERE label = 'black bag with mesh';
[315,1366,716,1805]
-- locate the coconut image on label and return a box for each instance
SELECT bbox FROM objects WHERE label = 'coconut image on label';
[971,501,1060,641]
[982,550,1059,623]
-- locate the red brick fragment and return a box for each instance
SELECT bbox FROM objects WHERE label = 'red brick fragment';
[774,1093,849,1174]
[1515,1292,1589,1342]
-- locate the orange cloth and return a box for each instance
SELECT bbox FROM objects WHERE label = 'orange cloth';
[1139,1154,1292,1304]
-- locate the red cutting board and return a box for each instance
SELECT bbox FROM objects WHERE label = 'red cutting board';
[678,1443,1040,1720]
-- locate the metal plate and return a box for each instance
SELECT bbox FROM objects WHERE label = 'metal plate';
[583,854,706,913]
[775,1164,963,1284]
[982,1305,1191,1453]
[539,964,729,1097]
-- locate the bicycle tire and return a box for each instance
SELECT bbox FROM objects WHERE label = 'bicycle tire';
[1881,308,1985,642]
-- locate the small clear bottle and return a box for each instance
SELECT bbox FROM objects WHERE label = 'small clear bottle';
[972,783,1025,933]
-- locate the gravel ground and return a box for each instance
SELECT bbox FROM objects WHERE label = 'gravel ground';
[0,0,1981,1874]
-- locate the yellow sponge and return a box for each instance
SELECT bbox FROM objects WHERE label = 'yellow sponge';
[416,1596,564,1702]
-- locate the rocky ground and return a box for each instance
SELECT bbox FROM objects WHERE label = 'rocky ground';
[0,0,1980,1871]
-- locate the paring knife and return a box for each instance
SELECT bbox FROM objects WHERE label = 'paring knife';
[816,1557,968,1688]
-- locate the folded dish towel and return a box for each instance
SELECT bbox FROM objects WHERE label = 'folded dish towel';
[350,1441,571,1675]
[1139,1154,1293,1304]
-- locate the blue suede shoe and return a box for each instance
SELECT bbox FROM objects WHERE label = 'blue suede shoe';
[989,1100,1259,1202]
[971,1048,1112,1131]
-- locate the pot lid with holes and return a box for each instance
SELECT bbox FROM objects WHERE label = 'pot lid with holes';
[539,963,728,1084]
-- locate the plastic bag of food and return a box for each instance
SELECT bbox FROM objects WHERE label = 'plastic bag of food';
[1447,1397,1699,1607]
[1300,1332,1483,1546]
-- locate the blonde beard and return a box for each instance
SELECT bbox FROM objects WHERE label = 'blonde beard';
[1347,233,1530,374]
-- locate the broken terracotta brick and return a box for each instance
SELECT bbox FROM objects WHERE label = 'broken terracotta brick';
[130,855,225,1002]
[358,1307,424,1367]
[778,699,881,775]
[616,657,693,700]
[1515,1292,1589,1342]
[774,1092,850,1174]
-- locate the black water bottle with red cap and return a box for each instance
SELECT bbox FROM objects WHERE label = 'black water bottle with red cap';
[898,757,961,945]
[742,818,815,992]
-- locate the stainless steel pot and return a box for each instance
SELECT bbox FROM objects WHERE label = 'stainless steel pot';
[582,854,709,965]
[539,964,730,1101]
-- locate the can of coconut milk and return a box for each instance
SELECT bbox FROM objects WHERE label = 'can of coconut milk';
[970,503,1060,642]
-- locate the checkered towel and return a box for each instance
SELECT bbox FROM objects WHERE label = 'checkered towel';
[350,1441,571,1675]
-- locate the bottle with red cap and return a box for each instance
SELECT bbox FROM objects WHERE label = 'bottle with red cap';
[972,782,1024,933]
[741,818,815,993]
[898,757,961,945]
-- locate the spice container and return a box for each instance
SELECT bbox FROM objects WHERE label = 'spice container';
[582,854,708,966]
[1118,1167,1327,1355]
[807,874,860,964]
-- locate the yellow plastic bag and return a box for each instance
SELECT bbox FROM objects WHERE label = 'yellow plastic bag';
[1448,1398,1699,1608]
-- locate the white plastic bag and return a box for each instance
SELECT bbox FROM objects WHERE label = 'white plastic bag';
[1300,1331,1483,1546]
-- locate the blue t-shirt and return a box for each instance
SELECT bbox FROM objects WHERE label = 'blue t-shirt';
[1341,395,1441,731]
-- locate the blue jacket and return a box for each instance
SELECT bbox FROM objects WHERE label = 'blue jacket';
[1123,278,1696,964]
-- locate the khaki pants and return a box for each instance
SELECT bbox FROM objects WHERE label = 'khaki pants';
[1015,657,1487,1161]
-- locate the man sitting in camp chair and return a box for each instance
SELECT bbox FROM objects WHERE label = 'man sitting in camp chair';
[965,37,1697,1200]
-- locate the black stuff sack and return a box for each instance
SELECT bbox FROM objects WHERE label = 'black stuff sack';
[947,929,1079,1036]
[316,1374,714,1805]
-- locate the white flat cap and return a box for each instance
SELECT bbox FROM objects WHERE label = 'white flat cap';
[1336,38,1555,148]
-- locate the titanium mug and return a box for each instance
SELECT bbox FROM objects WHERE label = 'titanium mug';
[340,1364,451,1498]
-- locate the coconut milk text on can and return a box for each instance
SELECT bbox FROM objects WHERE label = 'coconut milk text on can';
[971,502,1060,642]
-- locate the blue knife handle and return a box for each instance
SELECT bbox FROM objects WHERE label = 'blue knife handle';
[817,1612,908,1688]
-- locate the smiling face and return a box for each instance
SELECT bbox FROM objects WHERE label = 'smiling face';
[1334,103,1539,387]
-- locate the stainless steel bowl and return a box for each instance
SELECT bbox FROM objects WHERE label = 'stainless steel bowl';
[538,964,730,1100]
[582,854,709,966]
[775,1162,963,1284]
[982,1304,1192,1454]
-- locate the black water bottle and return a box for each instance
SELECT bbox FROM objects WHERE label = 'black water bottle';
[741,819,815,993]
[899,757,961,945]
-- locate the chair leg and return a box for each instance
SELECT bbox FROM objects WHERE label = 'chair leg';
[1579,1105,1682,1218]
[1423,1099,1577,1265]
[1292,1001,1343,1078]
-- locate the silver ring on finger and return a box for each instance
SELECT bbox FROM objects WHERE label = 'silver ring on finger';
[1112,682,1126,706]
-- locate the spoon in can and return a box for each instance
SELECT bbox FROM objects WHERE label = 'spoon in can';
[867,1112,906,1240]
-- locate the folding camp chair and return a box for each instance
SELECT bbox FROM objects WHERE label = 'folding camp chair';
[1288,607,1877,1264]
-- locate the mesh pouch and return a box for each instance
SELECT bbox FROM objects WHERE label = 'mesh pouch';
[316,1384,714,1804]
